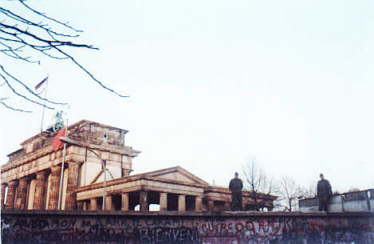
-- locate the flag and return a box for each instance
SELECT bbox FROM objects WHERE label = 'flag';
[35,76,48,90]
[51,127,66,152]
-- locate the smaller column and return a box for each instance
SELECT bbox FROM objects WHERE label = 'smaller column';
[208,200,214,211]
[48,165,61,210]
[195,196,203,212]
[105,195,113,210]
[83,201,88,211]
[160,193,167,211]
[1,184,6,209]
[33,171,47,210]
[178,195,186,212]
[90,198,98,210]
[15,178,28,210]
[5,180,18,209]
[65,162,79,210]
[121,193,129,211]
[139,191,148,211]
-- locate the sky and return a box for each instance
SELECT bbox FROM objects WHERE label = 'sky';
[1,0,374,193]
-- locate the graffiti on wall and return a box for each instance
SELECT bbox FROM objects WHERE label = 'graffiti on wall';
[1,213,373,243]
[199,217,372,243]
[2,216,201,244]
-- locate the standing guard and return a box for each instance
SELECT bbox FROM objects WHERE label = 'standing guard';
[317,173,332,211]
[229,172,243,211]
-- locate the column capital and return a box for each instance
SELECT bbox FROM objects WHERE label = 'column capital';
[18,177,28,184]
[36,171,47,180]
[8,180,18,187]
[67,160,80,165]
[51,165,61,172]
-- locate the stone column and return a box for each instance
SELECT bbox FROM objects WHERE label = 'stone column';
[121,193,129,211]
[195,196,203,212]
[82,201,88,211]
[48,165,61,210]
[160,193,167,211]
[5,180,18,209]
[208,200,214,211]
[139,191,148,211]
[90,198,97,210]
[15,178,28,209]
[33,171,47,210]
[105,195,113,210]
[1,184,6,209]
[178,195,186,212]
[65,162,79,210]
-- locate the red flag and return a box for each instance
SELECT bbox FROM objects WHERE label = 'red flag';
[35,76,48,90]
[51,127,66,152]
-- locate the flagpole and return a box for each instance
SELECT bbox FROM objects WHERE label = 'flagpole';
[40,74,49,133]
[58,119,68,210]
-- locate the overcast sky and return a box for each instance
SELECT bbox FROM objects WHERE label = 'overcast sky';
[1,0,374,193]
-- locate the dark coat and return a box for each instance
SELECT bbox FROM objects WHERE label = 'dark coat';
[317,179,332,198]
[229,178,243,192]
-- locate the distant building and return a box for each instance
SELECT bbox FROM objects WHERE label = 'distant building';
[1,120,276,212]
[299,189,374,213]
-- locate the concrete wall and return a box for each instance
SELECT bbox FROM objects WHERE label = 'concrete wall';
[300,189,373,213]
[1,210,373,244]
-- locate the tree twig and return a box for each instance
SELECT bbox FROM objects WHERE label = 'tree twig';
[0,0,130,112]
[0,72,54,109]
[0,101,32,113]
[0,65,67,106]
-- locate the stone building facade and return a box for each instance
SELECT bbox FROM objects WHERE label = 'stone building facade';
[1,120,276,212]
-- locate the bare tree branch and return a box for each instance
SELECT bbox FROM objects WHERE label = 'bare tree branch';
[0,71,54,109]
[0,0,129,112]
[54,46,129,98]
[0,65,67,106]
[242,160,274,211]
[276,176,303,211]
[0,7,79,38]
[0,23,96,49]
[19,0,83,33]
[1,101,32,113]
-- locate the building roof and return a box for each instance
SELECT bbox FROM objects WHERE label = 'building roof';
[19,119,129,146]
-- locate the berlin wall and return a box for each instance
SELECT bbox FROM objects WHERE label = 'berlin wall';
[1,210,373,244]
[299,189,374,213]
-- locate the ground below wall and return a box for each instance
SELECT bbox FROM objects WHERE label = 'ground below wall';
[1,210,373,244]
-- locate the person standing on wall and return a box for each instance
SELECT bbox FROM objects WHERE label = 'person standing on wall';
[229,172,243,211]
[317,173,332,211]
